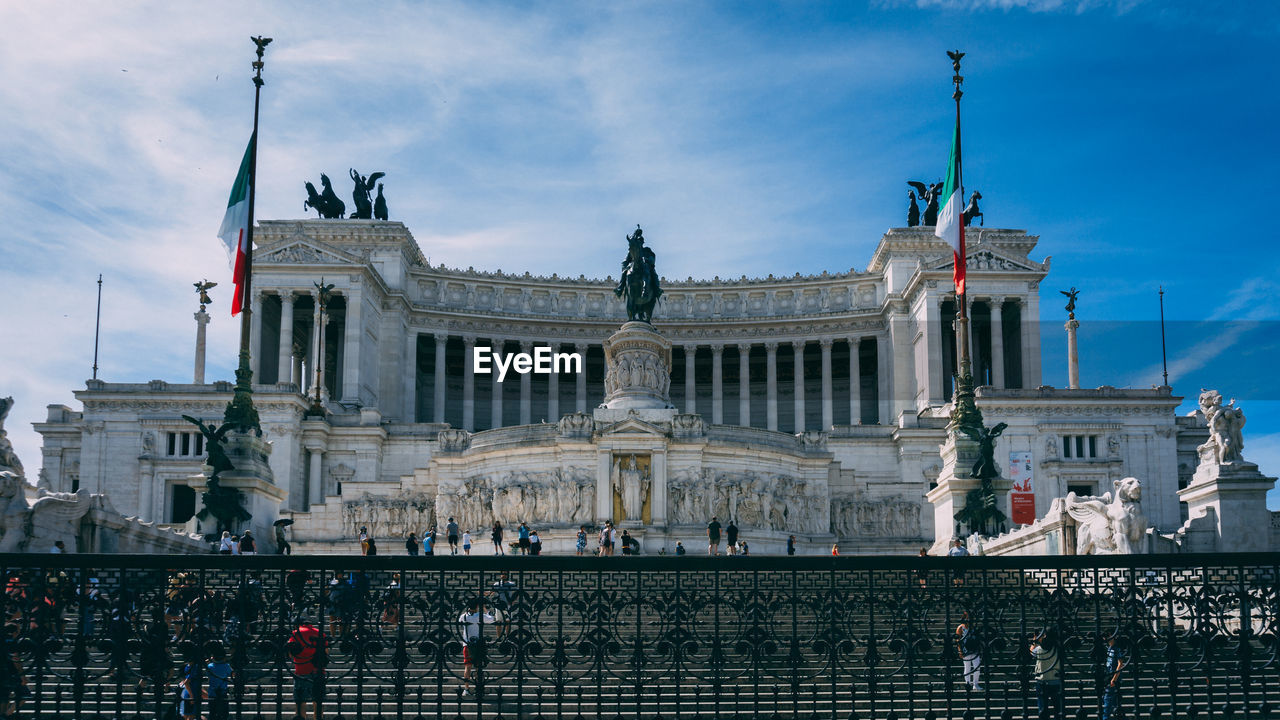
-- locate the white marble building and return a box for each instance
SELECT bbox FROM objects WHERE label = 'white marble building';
[31,219,1272,553]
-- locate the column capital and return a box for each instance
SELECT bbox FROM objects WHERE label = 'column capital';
[683,343,699,353]
[791,339,806,351]
[737,342,752,353]
[574,341,589,352]
[764,341,779,352]
[252,289,267,303]
[819,338,834,350]
[710,344,724,354]
[279,290,297,305]
[849,335,861,346]
[988,295,1006,306]
[519,340,533,351]
[462,335,477,346]
[434,331,449,343]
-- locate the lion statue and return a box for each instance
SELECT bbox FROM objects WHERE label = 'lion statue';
[1064,476,1148,555]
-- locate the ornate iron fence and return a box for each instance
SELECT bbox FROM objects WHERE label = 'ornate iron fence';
[0,552,1277,719]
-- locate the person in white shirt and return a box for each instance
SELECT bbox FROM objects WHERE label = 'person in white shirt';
[461,530,473,556]
[219,532,235,555]
[458,599,496,694]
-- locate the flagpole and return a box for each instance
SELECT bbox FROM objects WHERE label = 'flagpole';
[91,271,102,379]
[225,36,272,433]
[1158,286,1169,387]
[947,49,983,433]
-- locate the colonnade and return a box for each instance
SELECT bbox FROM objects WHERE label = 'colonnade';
[413,334,884,433]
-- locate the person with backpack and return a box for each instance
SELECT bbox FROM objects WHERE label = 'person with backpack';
[287,617,327,720]
[458,599,495,696]
[205,643,233,720]
[1030,629,1064,720]
[956,611,982,691]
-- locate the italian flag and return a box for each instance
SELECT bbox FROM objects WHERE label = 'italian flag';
[217,133,254,316]
[934,119,965,296]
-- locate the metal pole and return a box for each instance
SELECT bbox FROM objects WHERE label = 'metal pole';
[92,274,102,380]
[1159,286,1169,386]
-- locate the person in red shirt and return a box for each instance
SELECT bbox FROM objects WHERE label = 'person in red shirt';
[287,618,327,720]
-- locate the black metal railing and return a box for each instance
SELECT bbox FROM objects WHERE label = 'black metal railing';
[0,552,1277,719]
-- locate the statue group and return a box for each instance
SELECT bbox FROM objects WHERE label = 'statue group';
[304,168,389,220]
[905,181,982,228]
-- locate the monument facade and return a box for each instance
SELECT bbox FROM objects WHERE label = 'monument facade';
[29,220,1279,553]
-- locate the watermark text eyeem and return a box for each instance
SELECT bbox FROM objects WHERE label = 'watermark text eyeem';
[473,346,583,382]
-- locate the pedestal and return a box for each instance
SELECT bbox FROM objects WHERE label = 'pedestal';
[193,431,288,550]
[1178,460,1276,553]
[926,431,1012,553]
[601,321,674,410]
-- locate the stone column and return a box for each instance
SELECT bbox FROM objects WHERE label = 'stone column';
[462,336,476,431]
[433,333,447,423]
[547,343,560,422]
[765,342,779,431]
[927,295,944,404]
[792,341,806,433]
[684,345,697,414]
[491,343,504,429]
[308,448,324,507]
[738,343,751,427]
[311,294,324,400]
[342,288,362,401]
[820,339,833,430]
[519,341,533,425]
[848,337,861,425]
[277,292,295,385]
[292,345,304,394]
[575,342,588,413]
[1025,292,1042,387]
[403,330,416,422]
[711,345,724,424]
[877,335,890,425]
[989,297,1005,388]
[249,290,265,380]
[650,450,668,525]
[193,308,210,384]
[1065,316,1081,389]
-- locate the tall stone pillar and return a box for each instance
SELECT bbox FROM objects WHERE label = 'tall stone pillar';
[403,330,416,422]
[711,345,724,424]
[433,333,447,423]
[848,337,861,425]
[307,447,324,507]
[462,336,476,431]
[193,308,210,384]
[765,342,779,431]
[575,342,588,413]
[928,295,944,404]
[519,341,533,425]
[292,345,304,394]
[650,450,668,525]
[792,341,806,433]
[820,339,833,430]
[1025,293,1042,387]
[548,343,560,423]
[311,293,324,401]
[491,343,504,429]
[737,343,751,427]
[278,292,295,385]
[1065,317,1080,389]
[249,290,265,380]
[990,298,1005,388]
[342,289,362,401]
[684,345,697,414]
[877,335,891,425]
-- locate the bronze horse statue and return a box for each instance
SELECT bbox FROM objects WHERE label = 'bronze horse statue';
[304,174,345,218]
[614,225,662,323]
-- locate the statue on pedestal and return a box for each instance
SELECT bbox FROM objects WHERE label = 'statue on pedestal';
[954,422,1008,536]
[614,455,650,522]
[614,225,662,323]
[908,181,943,226]
[907,190,920,227]
[1198,389,1246,466]
[349,169,386,220]
[1064,477,1148,555]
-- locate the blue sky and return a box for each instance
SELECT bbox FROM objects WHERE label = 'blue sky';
[1,1,1277,506]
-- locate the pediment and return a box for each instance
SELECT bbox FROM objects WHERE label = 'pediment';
[596,416,669,437]
[257,237,363,267]
[931,248,1043,273]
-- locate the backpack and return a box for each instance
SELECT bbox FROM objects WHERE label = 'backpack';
[960,625,981,654]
